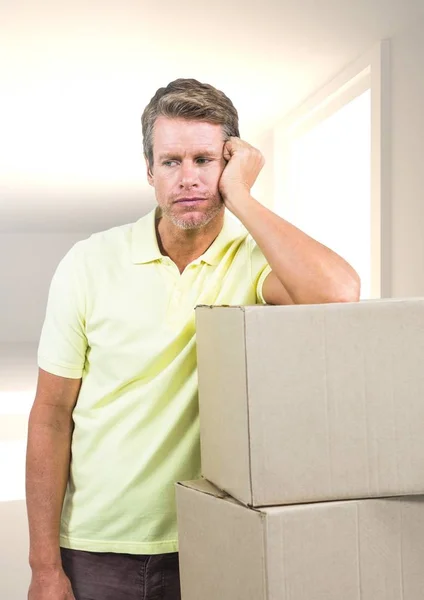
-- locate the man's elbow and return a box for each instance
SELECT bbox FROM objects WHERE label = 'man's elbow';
[332,272,361,303]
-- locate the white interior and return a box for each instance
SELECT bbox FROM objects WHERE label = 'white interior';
[2,1,424,597]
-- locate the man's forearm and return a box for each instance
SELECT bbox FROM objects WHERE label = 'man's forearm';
[228,193,360,304]
[26,406,73,572]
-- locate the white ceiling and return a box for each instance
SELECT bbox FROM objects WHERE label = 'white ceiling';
[1,0,423,233]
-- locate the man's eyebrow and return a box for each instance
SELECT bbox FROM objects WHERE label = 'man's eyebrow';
[158,150,220,160]
[158,152,178,160]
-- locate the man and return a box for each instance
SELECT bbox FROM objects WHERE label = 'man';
[26,78,360,600]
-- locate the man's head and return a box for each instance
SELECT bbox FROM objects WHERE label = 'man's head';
[141,79,239,230]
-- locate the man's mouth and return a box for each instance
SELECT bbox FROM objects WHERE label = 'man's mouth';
[174,197,206,205]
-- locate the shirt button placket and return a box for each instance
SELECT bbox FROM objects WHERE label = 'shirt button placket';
[167,275,183,327]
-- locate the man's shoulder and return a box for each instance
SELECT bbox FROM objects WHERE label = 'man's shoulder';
[72,220,137,260]
[87,221,134,247]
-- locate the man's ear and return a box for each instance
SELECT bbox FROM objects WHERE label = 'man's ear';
[145,156,154,187]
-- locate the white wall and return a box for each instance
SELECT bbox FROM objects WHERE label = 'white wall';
[390,17,424,297]
[0,344,35,597]
[0,500,30,600]
[1,233,94,343]
[250,128,275,211]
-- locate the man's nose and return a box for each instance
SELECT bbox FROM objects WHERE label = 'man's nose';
[179,161,199,187]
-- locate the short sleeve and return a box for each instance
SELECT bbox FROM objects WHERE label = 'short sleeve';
[37,241,88,379]
[248,236,272,305]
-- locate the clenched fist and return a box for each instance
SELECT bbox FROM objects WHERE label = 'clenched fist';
[218,137,265,207]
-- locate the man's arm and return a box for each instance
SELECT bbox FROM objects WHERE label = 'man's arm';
[235,196,360,305]
[219,138,361,305]
[26,368,81,598]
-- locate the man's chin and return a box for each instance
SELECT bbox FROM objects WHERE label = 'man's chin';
[172,215,212,231]
[168,206,223,231]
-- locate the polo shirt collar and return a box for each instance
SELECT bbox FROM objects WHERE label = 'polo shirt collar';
[131,206,241,266]
[199,211,242,266]
[131,207,163,265]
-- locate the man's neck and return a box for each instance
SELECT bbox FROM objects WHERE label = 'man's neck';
[156,210,225,273]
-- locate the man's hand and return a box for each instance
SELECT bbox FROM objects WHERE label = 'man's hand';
[28,568,76,600]
[218,137,265,210]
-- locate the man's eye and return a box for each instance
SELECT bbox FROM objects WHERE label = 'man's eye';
[196,158,211,164]
[163,160,178,167]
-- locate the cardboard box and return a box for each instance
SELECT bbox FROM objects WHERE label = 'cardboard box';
[195,300,424,507]
[176,479,424,600]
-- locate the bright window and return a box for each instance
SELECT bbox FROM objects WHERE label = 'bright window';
[284,90,371,298]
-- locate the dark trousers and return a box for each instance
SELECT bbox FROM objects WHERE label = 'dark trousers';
[61,548,182,600]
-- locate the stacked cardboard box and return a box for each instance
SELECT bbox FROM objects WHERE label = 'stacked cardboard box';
[176,299,424,599]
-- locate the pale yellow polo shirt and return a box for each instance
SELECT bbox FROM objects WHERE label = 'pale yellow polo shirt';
[37,207,271,555]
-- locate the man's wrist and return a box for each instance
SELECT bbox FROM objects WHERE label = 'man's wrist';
[223,189,255,217]
[30,552,63,574]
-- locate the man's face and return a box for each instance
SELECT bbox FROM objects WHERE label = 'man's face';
[147,117,227,230]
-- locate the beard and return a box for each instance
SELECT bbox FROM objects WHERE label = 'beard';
[160,195,224,231]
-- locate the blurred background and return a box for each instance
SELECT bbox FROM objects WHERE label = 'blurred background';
[2,0,424,597]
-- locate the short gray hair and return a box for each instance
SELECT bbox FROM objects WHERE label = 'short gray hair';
[141,78,240,167]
